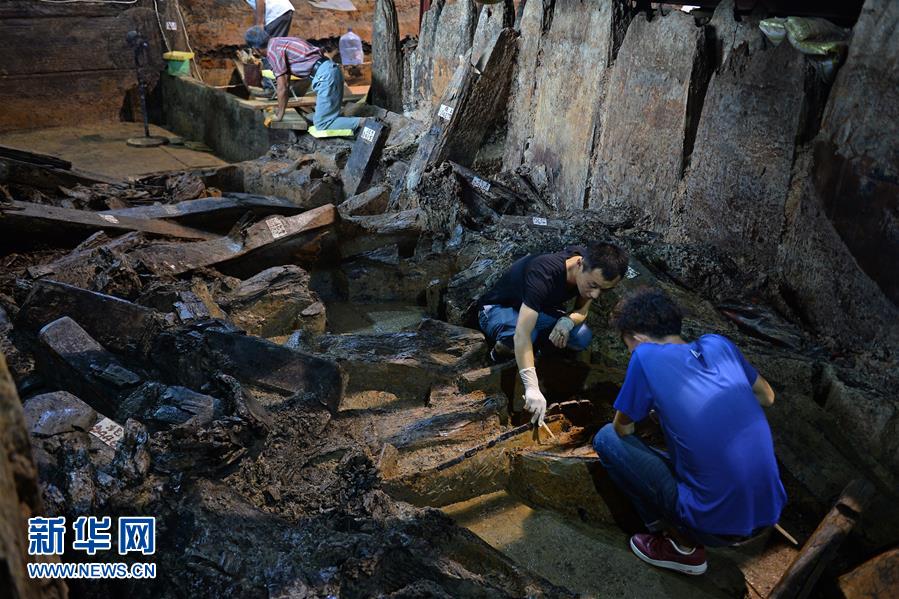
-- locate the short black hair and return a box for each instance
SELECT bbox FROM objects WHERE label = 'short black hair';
[611,287,683,338]
[582,242,629,282]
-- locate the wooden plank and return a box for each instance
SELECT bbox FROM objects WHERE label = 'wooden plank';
[0,156,120,189]
[769,479,877,599]
[266,110,310,131]
[101,193,305,230]
[17,280,163,357]
[0,145,70,169]
[341,119,389,197]
[839,547,899,599]
[404,28,517,193]
[0,200,217,245]
[128,204,336,276]
[372,0,404,112]
[36,316,143,417]
[151,324,345,413]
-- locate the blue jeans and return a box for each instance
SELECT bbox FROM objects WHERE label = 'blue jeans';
[477,305,593,352]
[593,423,736,548]
[311,60,360,131]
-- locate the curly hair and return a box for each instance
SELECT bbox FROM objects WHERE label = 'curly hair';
[581,242,629,282]
[611,287,683,338]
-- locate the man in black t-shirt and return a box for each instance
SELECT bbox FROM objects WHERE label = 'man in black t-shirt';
[477,242,629,425]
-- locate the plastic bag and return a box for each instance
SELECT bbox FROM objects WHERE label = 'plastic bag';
[759,17,787,46]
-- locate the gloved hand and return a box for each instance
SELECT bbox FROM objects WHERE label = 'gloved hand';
[548,316,575,348]
[519,367,547,426]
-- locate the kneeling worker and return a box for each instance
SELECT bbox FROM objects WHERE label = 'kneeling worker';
[594,288,786,575]
[245,27,361,133]
[477,242,629,425]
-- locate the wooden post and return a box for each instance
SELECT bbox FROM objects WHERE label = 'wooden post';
[404,27,518,194]
[768,479,877,599]
[372,0,404,113]
[342,119,389,197]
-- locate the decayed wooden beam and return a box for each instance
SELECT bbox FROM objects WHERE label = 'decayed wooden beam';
[151,323,345,414]
[17,280,162,357]
[128,204,336,276]
[341,119,389,197]
[0,155,120,191]
[0,200,216,245]
[101,193,305,231]
[769,479,877,599]
[338,209,423,258]
[371,0,404,113]
[838,547,899,599]
[404,28,518,193]
[0,144,70,169]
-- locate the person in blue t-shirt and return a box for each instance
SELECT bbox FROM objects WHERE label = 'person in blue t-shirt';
[593,287,786,575]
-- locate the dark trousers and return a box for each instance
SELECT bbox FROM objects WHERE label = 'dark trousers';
[264,10,293,38]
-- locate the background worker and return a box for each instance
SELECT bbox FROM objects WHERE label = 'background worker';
[477,242,629,426]
[245,0,294,38]
[245,27,361,132]
[593,287,785,575]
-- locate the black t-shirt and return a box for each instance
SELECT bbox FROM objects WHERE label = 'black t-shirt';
[478,246,584,317]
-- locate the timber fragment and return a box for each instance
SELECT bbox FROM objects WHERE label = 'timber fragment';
[372,0,404,112]
[0,199,216,249]
[101,193,306,233]
[128,204,336,277]
[341,119,389,197]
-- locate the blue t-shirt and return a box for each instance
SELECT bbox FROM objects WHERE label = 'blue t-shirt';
[613,334,786,536]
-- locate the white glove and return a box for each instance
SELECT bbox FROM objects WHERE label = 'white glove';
[519,367,546,426]
[549,316,575,348]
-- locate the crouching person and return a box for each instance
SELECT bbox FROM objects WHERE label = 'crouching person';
[593,288,785,575]
[245,26,361,133]
[476,242,629,425]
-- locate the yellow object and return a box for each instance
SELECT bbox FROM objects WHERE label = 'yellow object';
[308,126,354,138]
[163,51,194,61]
[262,69,301,81]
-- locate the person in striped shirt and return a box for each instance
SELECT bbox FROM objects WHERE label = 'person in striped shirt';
[245,26,361,132]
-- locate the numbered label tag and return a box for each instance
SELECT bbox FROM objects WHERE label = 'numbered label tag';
[437,104,454,120]
[532,217,548,226]
[471,177,491,193]
[163,205,179,215]
[266,217,288,239]
[99,214,119,224]
[90,418,124,447]
[360,127,376,143]
[625,266,639,279]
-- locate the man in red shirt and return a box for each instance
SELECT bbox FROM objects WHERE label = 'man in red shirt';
[245,26,361,132]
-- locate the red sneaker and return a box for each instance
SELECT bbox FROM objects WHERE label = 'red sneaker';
[629,533,708,575]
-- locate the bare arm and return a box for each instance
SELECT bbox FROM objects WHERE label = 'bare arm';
[274,73,288,120]
[613,410,635,436]
[752,374,775,407]
[513,304,539,371]
[255,0,265,26]
[568,295,591,327]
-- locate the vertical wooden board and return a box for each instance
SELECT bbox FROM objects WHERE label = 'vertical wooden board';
[503,0,552,171]
[590,11,708,227]
[676,42,806,255]
[525,0,616,209]
[342,119,388,196]
[372,0,404,112]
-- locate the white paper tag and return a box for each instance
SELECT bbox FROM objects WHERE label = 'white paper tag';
[471,177,491,193]
[532,217,548,226]
[163,204,179,215]
[360,127,375,143]
[267,217,288,239]
[90,417,124,447]
[166,21,178,30]
[99,214,119,224]
[437,104,454,120]
[625,266,639,279]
